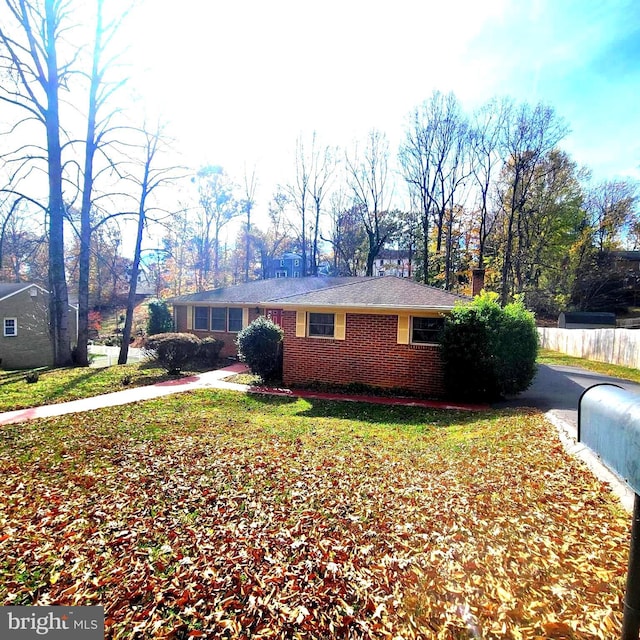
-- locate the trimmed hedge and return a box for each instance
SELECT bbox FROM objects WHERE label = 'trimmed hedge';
[142,332,202,373]
[440,292,538,401]
[236,316,283,381]
[199,336,224,365]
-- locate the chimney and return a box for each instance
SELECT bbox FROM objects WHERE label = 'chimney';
[471,268,485,297]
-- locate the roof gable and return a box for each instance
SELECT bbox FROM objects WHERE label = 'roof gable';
[0,282,47,303]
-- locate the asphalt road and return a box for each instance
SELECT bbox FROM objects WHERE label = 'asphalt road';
[493,363,640,429]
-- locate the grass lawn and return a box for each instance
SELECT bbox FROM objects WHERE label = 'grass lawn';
[538,349,640,384]
[0,390,628,639]
[0,363,196,413]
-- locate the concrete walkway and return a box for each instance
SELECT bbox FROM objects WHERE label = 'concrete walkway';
[0,363,250,426]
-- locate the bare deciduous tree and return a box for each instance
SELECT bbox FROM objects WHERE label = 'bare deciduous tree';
[346,129,396,276]
[400,91,470,286]
[497,102,569,304]
[241,164,257,282]
[0,0,74,364]
[118,124,181,364]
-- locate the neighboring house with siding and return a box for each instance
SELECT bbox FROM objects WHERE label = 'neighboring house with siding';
[372,249,412,278]
[0,283,78,369]
[170,276,467,397]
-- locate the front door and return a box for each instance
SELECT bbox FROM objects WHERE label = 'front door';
[265,308,283,326]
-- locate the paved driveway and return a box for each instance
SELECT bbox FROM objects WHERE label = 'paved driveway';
[494,363,640,512]
[494,363,640,430]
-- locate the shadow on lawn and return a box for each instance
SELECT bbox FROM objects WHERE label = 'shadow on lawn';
[244,392,517,427]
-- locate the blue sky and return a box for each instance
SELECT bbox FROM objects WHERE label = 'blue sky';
[130,0,640,206]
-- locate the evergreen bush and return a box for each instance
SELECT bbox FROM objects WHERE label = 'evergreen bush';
[146,299,174,335]
[236,316,284,381]
[440,292,538,401]
[199,336,224,365]
[143,332,201,374]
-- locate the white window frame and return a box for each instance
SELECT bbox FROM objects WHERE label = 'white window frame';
[211,307,227,332]
[227,307,243,333]
[3,317,17,337]
[410,316,444,345]
[193,307,209,331]
[308,312,335,338]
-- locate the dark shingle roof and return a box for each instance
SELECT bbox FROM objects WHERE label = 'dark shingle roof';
[0,282,33,301]
[171,276,467,310]
[275,276,468,309]
[169,277,369,304]
[560,312,616,325]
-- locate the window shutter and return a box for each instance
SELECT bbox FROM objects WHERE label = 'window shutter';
[295,311,306,337]
[242,307,249,328]
[187,306,193,331]
[335,313,346,340]
[397,314,409,344]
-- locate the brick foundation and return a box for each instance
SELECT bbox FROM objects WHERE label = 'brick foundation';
[281,311,445,398]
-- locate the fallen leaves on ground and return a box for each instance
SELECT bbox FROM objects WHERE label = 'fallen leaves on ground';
[0,392,630,639]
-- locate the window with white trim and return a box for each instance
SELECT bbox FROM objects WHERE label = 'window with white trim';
[211,307,226,331]
[3,318,17,337]
[228,308,243,333]
[308,313,334,338]
[194,307,209,330]
[411,317,444,344]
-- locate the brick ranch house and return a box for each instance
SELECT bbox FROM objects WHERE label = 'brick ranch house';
[170,276,468,397]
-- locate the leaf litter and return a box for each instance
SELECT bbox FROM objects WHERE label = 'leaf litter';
[0,392,630,639]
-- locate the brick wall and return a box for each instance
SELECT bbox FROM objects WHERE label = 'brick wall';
[282,311,445,397]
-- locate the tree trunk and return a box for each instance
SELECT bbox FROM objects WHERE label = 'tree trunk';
[76,0,104,367]
[118,205,144,365]
[45,0,72,366]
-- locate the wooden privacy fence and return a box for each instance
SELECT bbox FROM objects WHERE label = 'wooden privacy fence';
[538,328,640,369]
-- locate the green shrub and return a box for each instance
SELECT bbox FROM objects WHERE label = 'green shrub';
[142,332,202,374]
[199,336,224,365]
[146,299,174,335]
[440,291,538,401]
[236,316,283,381]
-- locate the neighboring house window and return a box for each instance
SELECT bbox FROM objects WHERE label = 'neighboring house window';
[411,317,444,344]
[293,271,300,278]
[228,308,243,332]
[211,307,227,331]
[194,307,209,330]
[3,318,17,337]
[380,259,384,266]
[378,270,384,277]
[276,271,287,278]
[308,313,334,338]
[280,259,285,266]
[294,259,300,267]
